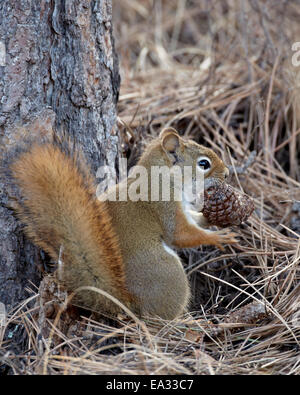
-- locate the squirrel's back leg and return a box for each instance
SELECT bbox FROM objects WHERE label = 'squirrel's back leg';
[127,241,190,320]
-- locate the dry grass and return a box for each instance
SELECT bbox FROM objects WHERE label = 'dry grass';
[1,0,300,375]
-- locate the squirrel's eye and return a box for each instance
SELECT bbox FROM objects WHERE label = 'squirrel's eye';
[197,157,211,172]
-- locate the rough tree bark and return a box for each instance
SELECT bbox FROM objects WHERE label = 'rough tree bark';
[0,0,120,311]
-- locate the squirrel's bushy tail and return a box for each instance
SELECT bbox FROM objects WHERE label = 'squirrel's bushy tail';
[11,143,132,313]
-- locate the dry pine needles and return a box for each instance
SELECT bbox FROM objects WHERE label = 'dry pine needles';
[1,0,299,375]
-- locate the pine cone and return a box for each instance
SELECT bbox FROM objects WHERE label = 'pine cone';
[202,180,254,227]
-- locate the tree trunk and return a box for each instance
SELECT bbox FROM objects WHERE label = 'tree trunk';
[0,0,120,311]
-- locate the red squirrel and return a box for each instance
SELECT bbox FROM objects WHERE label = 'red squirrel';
[11,127,237,319]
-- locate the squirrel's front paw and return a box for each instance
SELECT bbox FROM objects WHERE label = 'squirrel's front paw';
[213,229,238,250]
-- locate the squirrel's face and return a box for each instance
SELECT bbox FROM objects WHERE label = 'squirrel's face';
[157,127,229,181]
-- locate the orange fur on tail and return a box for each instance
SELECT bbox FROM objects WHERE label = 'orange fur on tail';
[11,143,132,313]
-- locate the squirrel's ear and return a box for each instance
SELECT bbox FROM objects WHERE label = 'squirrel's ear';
[160,127,181,153]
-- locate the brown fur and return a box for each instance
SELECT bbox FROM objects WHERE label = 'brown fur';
[104,128,237,318]
[11,128,237,320]
[12,144,133,314]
